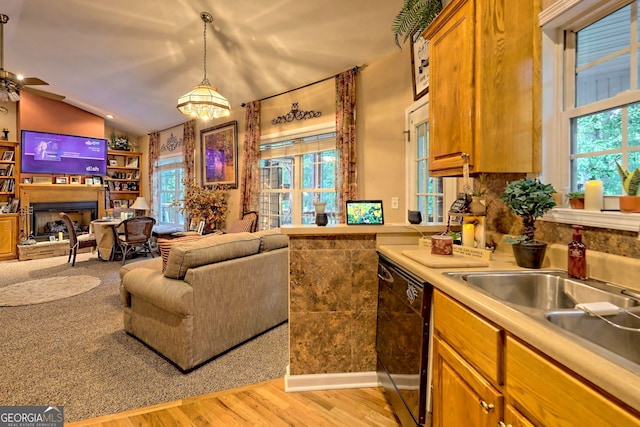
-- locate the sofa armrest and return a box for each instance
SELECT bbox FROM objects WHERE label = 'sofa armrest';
[121,268,193,316]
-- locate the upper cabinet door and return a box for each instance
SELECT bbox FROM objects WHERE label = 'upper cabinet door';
[425,0,475,175]
[424,0,541,176]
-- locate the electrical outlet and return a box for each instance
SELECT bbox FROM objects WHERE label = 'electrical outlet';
[391,197,399,210]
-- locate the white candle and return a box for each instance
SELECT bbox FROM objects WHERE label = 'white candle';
[58,231,63,241]
[462,223,475,247]
[584,180,603,211]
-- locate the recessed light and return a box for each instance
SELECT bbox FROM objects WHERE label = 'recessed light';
[106,114,114,119]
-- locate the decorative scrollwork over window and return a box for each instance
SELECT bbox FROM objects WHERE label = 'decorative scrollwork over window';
[271,102,322,125]
[161,133,184,153]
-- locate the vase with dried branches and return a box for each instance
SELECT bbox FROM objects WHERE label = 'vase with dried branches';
[175,180,230,231]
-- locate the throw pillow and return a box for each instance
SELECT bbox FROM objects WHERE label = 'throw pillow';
[227,218,254,233]
[158,235,204,272]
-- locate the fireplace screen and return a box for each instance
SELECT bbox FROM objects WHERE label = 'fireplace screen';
[30,201,98,241]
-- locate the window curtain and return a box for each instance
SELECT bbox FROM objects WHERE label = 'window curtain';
[147,131,160,217]
[183,120,196,183]
[239,100,261,218]
[336,68,358,223]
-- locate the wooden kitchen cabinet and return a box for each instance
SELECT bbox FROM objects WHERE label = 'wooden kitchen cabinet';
[0,213,19,260]
[506,336,640,427]
[503,405,535,427]
[423,0,541,176]
[432,290,640,426]
[433,336,503,427]
[433,290,503,427]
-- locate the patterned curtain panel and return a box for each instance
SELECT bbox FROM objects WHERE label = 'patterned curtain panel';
[148,131,160,216]
[336,68,358,223]
[239,100,261,218]
[183,120,196,184]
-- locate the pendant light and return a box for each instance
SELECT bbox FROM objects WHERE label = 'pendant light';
[177,12,230,120]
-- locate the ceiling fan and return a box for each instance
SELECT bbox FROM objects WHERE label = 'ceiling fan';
[0,13,64,102]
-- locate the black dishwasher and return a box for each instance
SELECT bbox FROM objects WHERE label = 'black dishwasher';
[376,254,433,427]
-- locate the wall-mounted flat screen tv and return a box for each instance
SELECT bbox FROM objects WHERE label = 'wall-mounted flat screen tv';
[21,130,107,175]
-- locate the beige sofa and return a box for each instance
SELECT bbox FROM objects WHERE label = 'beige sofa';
[119,230,289,371]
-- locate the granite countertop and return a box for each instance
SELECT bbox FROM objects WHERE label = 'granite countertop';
[377,243,640,414]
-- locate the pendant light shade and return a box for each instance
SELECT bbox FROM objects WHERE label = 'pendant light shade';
[177,12,230,120]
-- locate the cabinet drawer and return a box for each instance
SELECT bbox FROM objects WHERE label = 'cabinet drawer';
[434,290,502,384]
[506,336,640,427]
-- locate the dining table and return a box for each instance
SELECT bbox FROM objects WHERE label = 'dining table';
[90,219,122,261]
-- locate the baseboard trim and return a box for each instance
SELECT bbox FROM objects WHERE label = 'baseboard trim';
[284,366,380,392]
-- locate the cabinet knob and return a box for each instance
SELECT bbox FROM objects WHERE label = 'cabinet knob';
[498,422,513,427]
[480,400,495,412]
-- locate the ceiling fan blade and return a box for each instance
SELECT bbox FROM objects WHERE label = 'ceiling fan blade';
[22,86,65,101]
[20,77,48,86]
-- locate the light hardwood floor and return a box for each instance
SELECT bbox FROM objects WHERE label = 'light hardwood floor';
[66,378,402,426]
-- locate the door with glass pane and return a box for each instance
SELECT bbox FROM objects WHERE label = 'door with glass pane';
[409,104,445,223]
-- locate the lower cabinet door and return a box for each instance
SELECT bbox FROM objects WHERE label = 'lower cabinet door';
[433,336,503,427]
[0,214,18,260]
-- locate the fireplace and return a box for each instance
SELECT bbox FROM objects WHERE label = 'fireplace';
[31,201,98,241]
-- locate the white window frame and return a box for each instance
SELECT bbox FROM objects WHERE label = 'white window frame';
[155,153,185,228]
[405,98,457,223]
[540,0,640,232]
[259,122,337,227]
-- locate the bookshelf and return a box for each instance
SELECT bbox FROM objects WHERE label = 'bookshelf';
[105,149,142,211]
[0,140,19,260]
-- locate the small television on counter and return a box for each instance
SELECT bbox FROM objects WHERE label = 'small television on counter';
[21,130,108,176]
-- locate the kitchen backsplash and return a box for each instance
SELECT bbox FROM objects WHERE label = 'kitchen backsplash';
[479,173,640,260]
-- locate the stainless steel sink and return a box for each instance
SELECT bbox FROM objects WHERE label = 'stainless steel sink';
[546,309,640,365]
[454,271,638,310]
[444,270,640,371]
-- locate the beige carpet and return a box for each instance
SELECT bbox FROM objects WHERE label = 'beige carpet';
[0,275,101,306]
[0,252,288,423]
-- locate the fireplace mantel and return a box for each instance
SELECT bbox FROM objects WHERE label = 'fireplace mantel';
[19,184,106,218]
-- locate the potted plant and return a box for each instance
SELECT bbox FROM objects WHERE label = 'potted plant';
[567,192,585,209]
[615,162,640,212]
[392,0,445,48]
[501,178,556,268]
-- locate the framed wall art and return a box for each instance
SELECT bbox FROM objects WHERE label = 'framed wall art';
[200,121,238,188]
[411,29,430,100]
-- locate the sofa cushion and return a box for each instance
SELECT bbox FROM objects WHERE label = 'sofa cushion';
[255,228,289,252]
[164,232,261,279]
[158,235,204,272]
[227,218,255,233]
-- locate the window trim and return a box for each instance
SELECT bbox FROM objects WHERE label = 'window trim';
[541,0,640,232]
[405,98,457,222]
[259,124,338,227]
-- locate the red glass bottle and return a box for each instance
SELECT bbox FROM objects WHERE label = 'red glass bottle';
[568,225,587,280]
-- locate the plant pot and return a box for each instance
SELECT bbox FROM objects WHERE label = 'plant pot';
[469,196,486,215]
[619,195,640,213]
[569,198,585,209]
[512,242,547,269]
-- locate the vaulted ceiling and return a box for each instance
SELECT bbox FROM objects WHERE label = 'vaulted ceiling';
[2,0,403,136]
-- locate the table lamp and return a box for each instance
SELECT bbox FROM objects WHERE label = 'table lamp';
[130,196,150,217]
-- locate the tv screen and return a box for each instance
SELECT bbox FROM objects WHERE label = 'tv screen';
[21,130,107,175]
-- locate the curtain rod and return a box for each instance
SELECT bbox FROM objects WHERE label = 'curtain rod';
[240,65,362,107]
[148,121,191,136]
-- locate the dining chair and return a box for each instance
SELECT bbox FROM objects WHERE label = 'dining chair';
[227,211,259,233]
[116,216,156,265]
[59,212,97,266]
